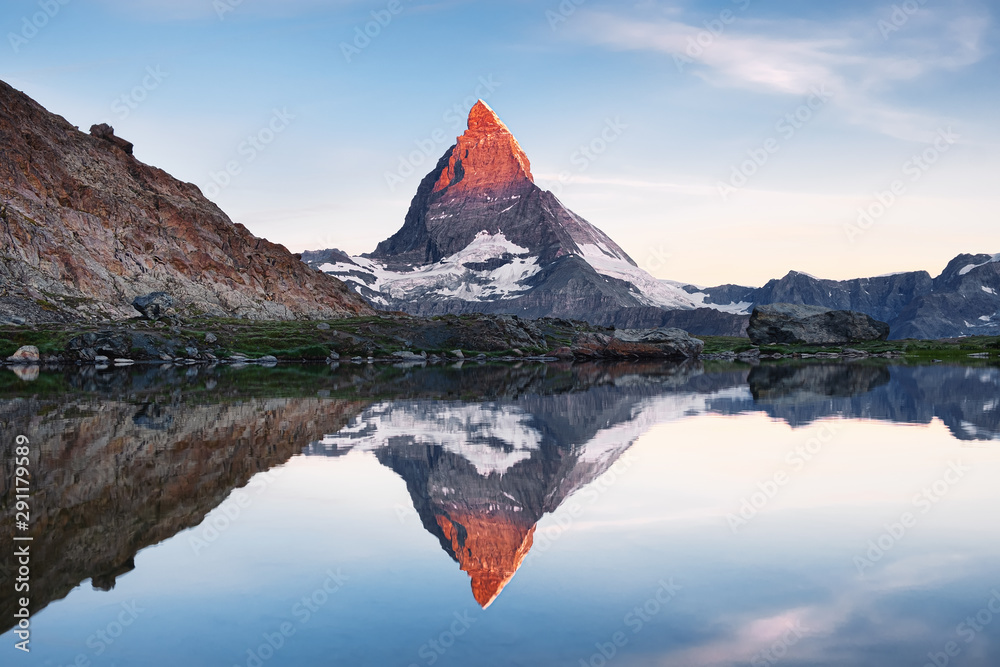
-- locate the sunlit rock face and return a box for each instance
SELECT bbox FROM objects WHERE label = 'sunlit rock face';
[431,100,534,198]
[304,102,748,331]
[0,79,372,323]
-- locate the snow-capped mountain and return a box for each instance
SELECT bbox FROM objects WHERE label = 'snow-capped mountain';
[303,100,998,340]
[303,101,749,335]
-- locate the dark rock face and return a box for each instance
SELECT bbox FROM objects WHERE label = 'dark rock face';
[132,292,174,320]
[747,303,890,345]
[692,259,999,340]
[888,254,1000,339]
[599,306,750,337]
[67,332,133,359]
[89,123,134,155]
[0,79,373,324]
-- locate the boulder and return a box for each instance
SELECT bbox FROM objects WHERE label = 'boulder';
[132,292,174,320]
[392,351,424,361]
[204,333,218,344]
[747,304,890,346]
[89,123,134,155]
[67,332,132,359]
[6,345,39,364]
[570,327,704,359]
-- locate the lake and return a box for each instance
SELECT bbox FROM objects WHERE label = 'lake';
[2,360,999,666]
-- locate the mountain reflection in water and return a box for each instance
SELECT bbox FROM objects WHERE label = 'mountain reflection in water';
[1,360,998,632]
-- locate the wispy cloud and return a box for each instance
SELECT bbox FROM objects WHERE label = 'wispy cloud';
[566,3,991,142]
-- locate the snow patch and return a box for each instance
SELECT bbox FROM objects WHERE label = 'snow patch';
[314,402,542,476]
[982,286,996,295]
[320,231,541,303]
[574,246,706,311]
[959,254,1000,276]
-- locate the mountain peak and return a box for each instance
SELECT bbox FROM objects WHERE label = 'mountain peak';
[432,101,533,195]
[467,99,505,132]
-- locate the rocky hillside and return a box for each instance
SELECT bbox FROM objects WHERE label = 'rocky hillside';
[0,80,372,324]
[304,101,749,335]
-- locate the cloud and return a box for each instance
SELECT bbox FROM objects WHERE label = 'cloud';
[566,3,991,142]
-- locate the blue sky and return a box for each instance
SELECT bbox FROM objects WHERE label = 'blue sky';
[2,0,997,285]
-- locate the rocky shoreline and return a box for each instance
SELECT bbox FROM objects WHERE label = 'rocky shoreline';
[2,311,995,374]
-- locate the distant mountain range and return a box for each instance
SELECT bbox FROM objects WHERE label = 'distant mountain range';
[305,101,999,340]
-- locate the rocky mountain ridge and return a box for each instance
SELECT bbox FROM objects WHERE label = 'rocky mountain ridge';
[305,101,750,335]
[306,100,995,340]
[689,253,1000,339]
[0,79,372,325]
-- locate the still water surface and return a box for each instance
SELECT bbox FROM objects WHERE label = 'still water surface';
[1,361,999,666]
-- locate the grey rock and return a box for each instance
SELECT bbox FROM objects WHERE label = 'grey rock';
[393,351,425,361]
[204,333,218,344]
[256,355,278,364]
[316,322,331,330]
[748,304,890,346]
[132,292,174,320]
[451,350,465,359]
[611,327,705,359]
[68,332,131,359]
